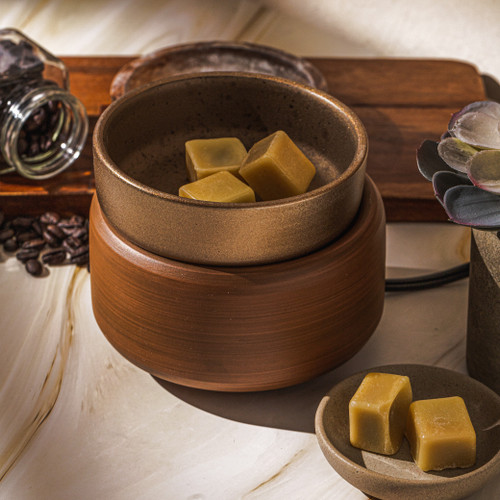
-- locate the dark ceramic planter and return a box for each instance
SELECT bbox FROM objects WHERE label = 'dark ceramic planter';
[467,229,500,395]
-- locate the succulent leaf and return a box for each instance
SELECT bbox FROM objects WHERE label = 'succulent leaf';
[432,170,472,205]
[467,149,500,194]
[443,184,500,229]
[450,111,500,149]
[417,140,458,181]
[437,137,478,173]
[448,100,500,132]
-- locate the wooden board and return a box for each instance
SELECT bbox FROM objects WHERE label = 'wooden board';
[0,56,486,219]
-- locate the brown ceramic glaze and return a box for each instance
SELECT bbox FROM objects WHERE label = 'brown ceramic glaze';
[93,72,367,266]
[89,176,385,392]
[315,364,500,500]
[109,41,328,100]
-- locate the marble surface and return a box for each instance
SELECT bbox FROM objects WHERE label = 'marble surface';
[3,224,498,500]
[1,1,500,498]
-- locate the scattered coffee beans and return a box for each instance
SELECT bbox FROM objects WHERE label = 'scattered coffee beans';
[25,258,43,276]
[0,209,89,276]
[42,248,66,266]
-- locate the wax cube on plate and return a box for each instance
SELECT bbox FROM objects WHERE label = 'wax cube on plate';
[349,372,413,455]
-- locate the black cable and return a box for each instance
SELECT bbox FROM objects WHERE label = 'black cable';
[385,263,470,292]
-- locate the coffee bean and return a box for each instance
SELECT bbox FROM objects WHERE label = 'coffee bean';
[12,216,34,230]
[0,228,15,242]
[3,237,18,252]
[42,249,66,265]
[70,252,89,266]
[42,229,61,247]
[68,214,84,227]
[57,218,77,230]
[25,259,43,276]
[28,138,40,156]
[69,227,88,241]
[62,235,82,254]
[18,136,28,155]
[40,211,60,224]
[22,237,45,251]
[16,248,39,262]
[31,219,43,235]
[4,210,90,276]
[40,134,53,152]
[70,243,89,258]
[45,223,65,240]
[16,230,38,244]
[60,225,76,237]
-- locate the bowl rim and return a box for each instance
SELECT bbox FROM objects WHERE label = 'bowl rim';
[94,71,368,211]
[315,363,500,493]
[109,40,329,100]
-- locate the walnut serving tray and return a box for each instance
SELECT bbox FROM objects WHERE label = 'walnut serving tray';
[0,56,486,218]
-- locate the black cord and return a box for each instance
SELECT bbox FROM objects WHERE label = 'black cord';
[385,263,470,292]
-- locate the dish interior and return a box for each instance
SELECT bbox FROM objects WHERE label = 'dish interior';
[104,75,359,199]
[111,41,328,100]
[319,364,500,480]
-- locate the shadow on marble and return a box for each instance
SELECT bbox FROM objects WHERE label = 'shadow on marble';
[154,368,347,434]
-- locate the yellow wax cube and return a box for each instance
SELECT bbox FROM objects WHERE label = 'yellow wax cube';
[178,171,255,203]
[238,130,316,201]
[185,137,247,181]
[349,372,413,455]
[405,396,476,471]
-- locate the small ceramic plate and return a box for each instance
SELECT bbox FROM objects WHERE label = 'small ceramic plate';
[110,40,328,100]
[315,364,500,500]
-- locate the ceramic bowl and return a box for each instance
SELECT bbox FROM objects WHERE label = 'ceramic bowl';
[89,176,385,392]
[109,40,328,100]
[93,72,367,266]
[315,364,500,500]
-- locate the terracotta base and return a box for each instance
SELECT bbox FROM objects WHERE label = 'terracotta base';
[467,229,500,395]
[89,176,386,392]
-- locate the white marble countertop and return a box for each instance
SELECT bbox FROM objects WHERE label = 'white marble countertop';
[1,1,499,498]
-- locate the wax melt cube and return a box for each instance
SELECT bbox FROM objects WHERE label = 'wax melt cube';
[185,137,247,181]
[349,372,413,455]
[405,396,476,471]
[178,171,255,203]
[239,130,316,201]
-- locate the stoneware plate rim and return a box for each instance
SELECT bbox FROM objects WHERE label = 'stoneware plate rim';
[95,71,368,210]
[315,363,500,498]
[109,40,329,100]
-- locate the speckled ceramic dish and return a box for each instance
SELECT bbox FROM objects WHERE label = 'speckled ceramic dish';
[315,364,500,500]
[94,72,367,266]
[110,41,328,100]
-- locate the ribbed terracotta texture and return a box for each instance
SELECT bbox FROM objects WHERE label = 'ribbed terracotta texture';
[93,72,367,266]
[89,176,385,392]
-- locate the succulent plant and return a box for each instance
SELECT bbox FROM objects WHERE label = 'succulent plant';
[417,100,500,230]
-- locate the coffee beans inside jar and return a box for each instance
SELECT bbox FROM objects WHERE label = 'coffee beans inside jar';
[0,210,89,276]
[0,28,88,180]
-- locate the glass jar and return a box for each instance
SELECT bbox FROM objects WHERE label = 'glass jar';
[0,28,88,180]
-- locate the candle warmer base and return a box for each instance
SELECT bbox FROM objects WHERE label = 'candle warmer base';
[89,176,385,392]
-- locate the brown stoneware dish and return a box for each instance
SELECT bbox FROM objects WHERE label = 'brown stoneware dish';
[89,176,385,392]
[93,72,367,266]
[109,41,328,100]
[315,364,500,499]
